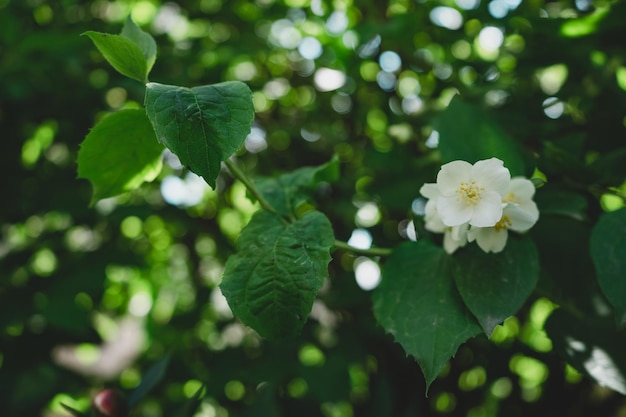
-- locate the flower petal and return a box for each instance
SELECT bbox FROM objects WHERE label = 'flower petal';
[437,160,472,195]
[506,203,539,232]
[424,199,445,232]
[437,195,473,226]
[469,191,503,227]
[443,227,468,254]
[472,158,510,195]
[419,183,440,199]
[506,177,535,203]
[470,227,508,253]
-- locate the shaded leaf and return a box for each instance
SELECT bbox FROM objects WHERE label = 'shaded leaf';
[545,308,626,395]
[127,355,171,406]
[254,155,339,216]
[590,208,626,326]
[220,210,334,339]
[144,81,254,188]
[436,96,529,176]
[452,236,540,336]
[372,241,482,390]
[534,185,588,220]
[77,109,163,204]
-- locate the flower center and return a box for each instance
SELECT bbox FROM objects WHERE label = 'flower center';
[503,192,518,204]
[456,180,484,206]
[494,215,512,232]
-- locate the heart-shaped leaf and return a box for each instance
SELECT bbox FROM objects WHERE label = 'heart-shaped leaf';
[452,236,540,336]
[372,241,482,391]
[77,108,163,204]
[144,81,254,188]
[220,210,334,339]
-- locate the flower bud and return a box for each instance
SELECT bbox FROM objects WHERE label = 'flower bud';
[93,389,128,417]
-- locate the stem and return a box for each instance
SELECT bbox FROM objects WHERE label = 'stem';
[333,240,393,257]
[224,158,284,219]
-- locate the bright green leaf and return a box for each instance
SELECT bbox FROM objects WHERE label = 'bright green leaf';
[120,15,157,77]
[83,17,157,83]
[77,109,163,204]
[452,236,540,336]
[220,210,334,339]
[590,208,626,326]
[254,155,340,216]
[372,241,482,390]
[545,308,626,395]
[436,96,529,176]
[144,81,254,188]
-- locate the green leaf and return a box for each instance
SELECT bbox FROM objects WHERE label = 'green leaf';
[77,108,163,204]
[590,208,626,325]
[372,241,482,390]
[60,403,88,417]
[83,17,156,83]
[127,355,171,406]
[144,81,254,188]
[120,16,157,76]
[545,308,626,395]
[254,155,339,216]
[436,96,529,176]
[220,210,334,339]
[534,185,588,220]
[452,236,540,336]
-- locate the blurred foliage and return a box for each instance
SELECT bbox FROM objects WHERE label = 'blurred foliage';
[2,0,626,416]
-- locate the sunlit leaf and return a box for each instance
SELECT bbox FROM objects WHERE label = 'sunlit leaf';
[436,96,529,176]
[372,241,482,390]
[220,210,334,339]
[144,81,254,188]
[452,236,540,336]
[545,308,626,395]
[83,17,156,82]
[77,108,163,204]
[590,208,626,326]
[254,155,339,216]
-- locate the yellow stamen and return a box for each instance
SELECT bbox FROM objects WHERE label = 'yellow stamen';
[456,180,485,206]
[503,192,518,204]
[494,215,512,232]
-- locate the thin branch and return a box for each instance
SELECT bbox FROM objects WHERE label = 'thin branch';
[224,158,287,222]
[333,240,393,257]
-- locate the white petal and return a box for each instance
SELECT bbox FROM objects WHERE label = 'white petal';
[469,191,503,227]
[437,195,473,226]
[424,199,445,232]
[506,203,539,232]
[507,177,535,202]
[472,158,511,195]
[443,228,468,254]
[437,160,472,195]
[419,183,440,199]
[472,227,508,253]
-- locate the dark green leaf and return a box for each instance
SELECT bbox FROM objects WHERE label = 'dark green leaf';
[452,236,540,336]
[83,17,157,83]
[174,384,205,417]
[144,81,254,188]
[254,155,339,216]
[534,185,588,220]
[77,108,163,204]
[372,241,482,390]
[127,355,171,406]
[590,208,626,326]
[436,96,529,176]
[545,308,626,394]
[221,210,334,339]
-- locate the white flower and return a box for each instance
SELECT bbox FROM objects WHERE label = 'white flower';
[435,158,511,228]
[467,177,539,253]
[420,183,469,254]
